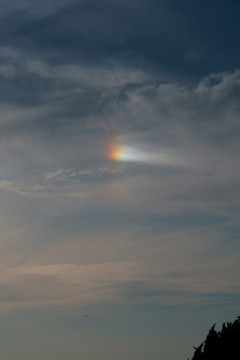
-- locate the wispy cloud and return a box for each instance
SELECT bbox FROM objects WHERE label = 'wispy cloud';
[0,2,240,359]
[0,45,240,316]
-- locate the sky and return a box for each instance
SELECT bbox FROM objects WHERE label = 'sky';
[0,0,240,359]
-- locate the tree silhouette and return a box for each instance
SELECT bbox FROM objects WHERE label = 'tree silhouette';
[190,316,240,360]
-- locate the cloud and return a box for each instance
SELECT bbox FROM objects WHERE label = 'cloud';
[1,0,240,79]
[0,45,240,314]
[0,262,142,311]
[0,0,78,18]
[0,59,239,219]
[45,166,123,181]
[0,241,238,312]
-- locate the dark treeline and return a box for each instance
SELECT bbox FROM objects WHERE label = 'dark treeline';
[189,316,240,360]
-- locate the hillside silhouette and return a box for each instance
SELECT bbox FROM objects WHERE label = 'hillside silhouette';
[189,316,240,360]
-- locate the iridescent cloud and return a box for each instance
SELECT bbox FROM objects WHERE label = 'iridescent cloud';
[108,137,185,166]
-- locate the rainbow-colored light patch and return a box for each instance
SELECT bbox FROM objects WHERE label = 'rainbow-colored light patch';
[110,144,125,161]
[109,143,144,162]
[108,136,144,162]
[107,136,181,165]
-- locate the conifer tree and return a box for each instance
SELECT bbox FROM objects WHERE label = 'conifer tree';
[190,316,240,360]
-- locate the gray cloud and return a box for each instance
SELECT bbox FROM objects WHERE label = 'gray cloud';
[1,3,240,360]
[0,44,240,314]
